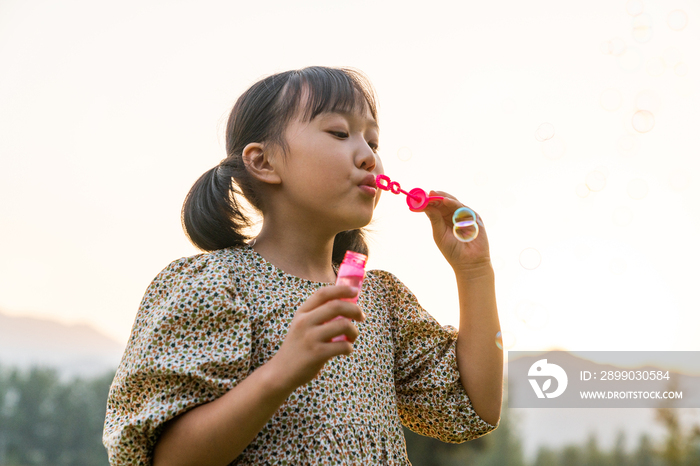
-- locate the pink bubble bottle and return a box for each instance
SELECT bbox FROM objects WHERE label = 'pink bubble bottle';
[331,250,367,342]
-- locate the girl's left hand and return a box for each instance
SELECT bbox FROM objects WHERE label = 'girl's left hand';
[423,190,491,275]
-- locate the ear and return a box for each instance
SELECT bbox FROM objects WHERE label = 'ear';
[242,142,282,185]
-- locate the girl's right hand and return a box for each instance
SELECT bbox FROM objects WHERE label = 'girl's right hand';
[269,285,366,391]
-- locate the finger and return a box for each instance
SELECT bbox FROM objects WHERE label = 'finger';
[315,317,361,343]
[308,299,365,326]
[298,285,361,314]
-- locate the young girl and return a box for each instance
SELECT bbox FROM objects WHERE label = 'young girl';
[103,66,503,465]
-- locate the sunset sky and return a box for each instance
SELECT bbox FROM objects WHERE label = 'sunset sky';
[1,0,699,365]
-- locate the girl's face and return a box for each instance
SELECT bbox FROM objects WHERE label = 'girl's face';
[272,100,383,234]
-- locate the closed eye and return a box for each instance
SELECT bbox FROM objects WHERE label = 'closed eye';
[329,131,348,139]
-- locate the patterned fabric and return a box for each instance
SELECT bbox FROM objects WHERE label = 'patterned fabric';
[103,245,496,465]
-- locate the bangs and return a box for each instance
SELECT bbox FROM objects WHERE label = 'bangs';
[276,67,379,128]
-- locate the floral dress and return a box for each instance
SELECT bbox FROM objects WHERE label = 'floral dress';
[103,245,496,465]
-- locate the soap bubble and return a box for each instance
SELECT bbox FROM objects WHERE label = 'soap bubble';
[646,57,666,76]
[610,258,627,275]
[542,137,566,160]
[675,62,688,77]
[600,89,622,111]
[632,14,653,43]
[515,301,549,329]
[585,170,607,192]
[613,207,634,226]
[397,147,413,162]
[632,110,655,133]
[535,123,555,142]
[617,134,639,156]
[627,178,649,199]
[601,38,626,56]
[496,330,516,350]
[618,47,643,72]
[626,0,644,16]
[519,248,542,270]
[668,10,688,31]
[452,207,478,242]
[575,183,590,198]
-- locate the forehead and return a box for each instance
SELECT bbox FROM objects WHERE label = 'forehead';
[292,83,377,127]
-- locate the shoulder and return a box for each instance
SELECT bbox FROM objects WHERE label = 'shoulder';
[150,246,248,288]
[365,269,412,294]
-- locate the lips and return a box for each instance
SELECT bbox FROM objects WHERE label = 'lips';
[359,174,378,189]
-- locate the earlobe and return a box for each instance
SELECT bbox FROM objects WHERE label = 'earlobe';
[242,143,282,185]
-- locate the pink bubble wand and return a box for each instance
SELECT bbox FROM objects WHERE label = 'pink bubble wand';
[375,174,479,242]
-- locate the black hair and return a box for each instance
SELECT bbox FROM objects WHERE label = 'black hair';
[181,66,378,266]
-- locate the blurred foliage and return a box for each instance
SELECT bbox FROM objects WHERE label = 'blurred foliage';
[2,366,700,466]
[0,365,114,466]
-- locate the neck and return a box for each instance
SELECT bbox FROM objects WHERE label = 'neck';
[251,220,338,283]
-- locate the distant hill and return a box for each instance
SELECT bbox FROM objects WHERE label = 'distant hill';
[0,310,124,379]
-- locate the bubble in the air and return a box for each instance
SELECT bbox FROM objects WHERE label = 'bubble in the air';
[600,89,622,111]
[613,207,634,226]
[515,301,549,329]
[617,134,639,156]
[575,183,590,198]
[618,47,643,72]
[542,137,566,160]
[519,248,542,270]
[452,207,478,242]
[674,62,688,77]
[496,330,516,350]
[535,123,555,142]
[635,90,661,113]
[668,10,688,31]
[627,178,649,199]
[668,171,689,191]
[632,110,655,133]
[585,170,607,192]
[626,0,644,16]
[646,57,665,76]
[397,147,413,162]
[632,13,653,43]
[601,37,626,56]
[610,258,627,275]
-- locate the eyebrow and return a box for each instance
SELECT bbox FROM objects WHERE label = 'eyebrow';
[322,111,379,131]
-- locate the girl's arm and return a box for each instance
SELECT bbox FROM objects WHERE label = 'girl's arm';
[453,265,502,426]
[423,191,503,427]
[152,285,365,466]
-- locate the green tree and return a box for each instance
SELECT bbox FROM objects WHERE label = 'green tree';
[559,444,583,466]
[532,446,558,466]
[0,365,114,466]
[632,434,662,466]
[611,431,629,466]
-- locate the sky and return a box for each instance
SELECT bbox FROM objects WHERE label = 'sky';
[1,0,699,362]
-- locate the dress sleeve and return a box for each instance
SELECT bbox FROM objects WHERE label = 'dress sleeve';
[373,270,497,443]
[102,253,251,465]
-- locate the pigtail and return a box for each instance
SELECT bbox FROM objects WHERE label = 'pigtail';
[181,161,254,252]
[332,229,369,266]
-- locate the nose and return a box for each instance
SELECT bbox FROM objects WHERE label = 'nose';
[356,141,378,172]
